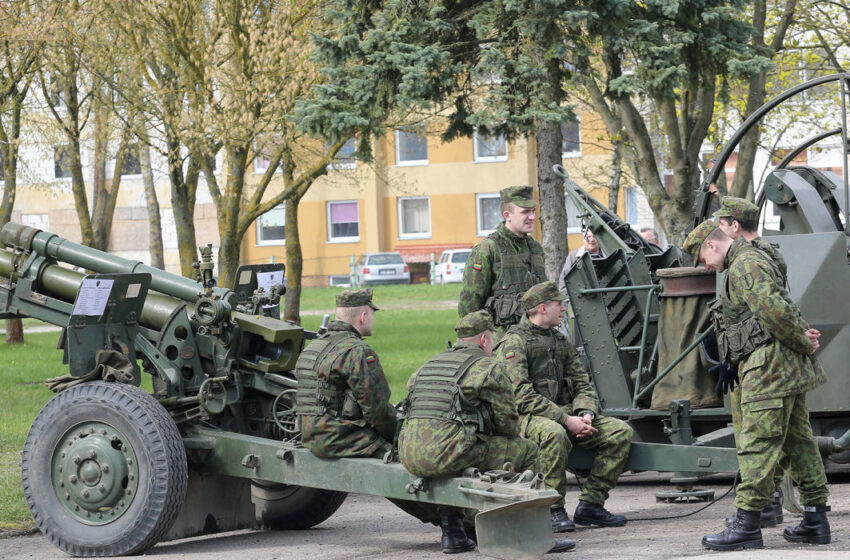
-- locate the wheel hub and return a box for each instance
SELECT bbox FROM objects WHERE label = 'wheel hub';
[52,421,139,525]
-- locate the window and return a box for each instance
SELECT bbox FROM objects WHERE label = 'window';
[624,187,638,225]
[395,125,428,166]
[327,200,360,242]
[254,152,271,174]
[473,128,508,162]
[256,204,286,246]
[561,117,581,157]
[121,143,141,176]
[54,145,72,179]
[329,138,357,170]
[565,194,583,233]
[476,193,502,236]
[398,196,431,239]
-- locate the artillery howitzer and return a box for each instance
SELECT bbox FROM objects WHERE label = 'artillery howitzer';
[556,73,850,502]
[0,223,565,559]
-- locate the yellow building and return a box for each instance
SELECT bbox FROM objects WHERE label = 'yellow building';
[244,111,640,286]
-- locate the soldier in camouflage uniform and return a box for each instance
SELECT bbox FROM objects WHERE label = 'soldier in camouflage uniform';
[496,281,633,533]
[294,289,444,536]
[458,185,547,338]
[684,222,830,551]
[400,311,576,554]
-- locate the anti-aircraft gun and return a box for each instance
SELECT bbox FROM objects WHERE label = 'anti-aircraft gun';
[0,223,563,559]
[557,73,850,501]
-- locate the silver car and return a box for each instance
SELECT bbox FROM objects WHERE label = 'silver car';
[355,252,410,286]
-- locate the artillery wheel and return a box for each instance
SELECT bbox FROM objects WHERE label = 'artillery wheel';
[21,381,187,556]
[252,480,347,530]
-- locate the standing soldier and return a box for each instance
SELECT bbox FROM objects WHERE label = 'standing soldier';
[459,185,546,338]
[497,281,633,533]
[399,310,575,554]
[684,222,831,551]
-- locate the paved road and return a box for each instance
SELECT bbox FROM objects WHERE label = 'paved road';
[4,472,849,560]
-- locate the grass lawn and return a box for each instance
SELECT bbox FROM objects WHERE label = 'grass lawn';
[0,283,464,530]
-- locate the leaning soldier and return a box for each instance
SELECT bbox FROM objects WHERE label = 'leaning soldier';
[458,185,547,339]
[712,196,814,530]
[497,281,633,533]
[684,221,831,551]
[399,310,575,554]
[294,289,442,534]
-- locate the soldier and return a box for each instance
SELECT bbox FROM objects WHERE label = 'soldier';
[683,221,831,551]
[458,185,546,338]
[399,310,575,554]
[497,281,633,533]
[294,289,446,542]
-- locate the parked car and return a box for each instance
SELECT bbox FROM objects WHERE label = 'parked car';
[355,252,411,286]
[434,249,472,284]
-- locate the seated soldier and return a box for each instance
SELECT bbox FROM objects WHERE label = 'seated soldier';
[497,281,634,532]
[400,310,576,554]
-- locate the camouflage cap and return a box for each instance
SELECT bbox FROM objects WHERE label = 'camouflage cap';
[455,310,494,338]
[682,220,719,262]
[521,281,565,310]
[500,185,537,208]
[713,196,759,224]
[335,288,379,310]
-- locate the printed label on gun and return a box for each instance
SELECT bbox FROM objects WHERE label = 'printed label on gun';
[73,278,114,317]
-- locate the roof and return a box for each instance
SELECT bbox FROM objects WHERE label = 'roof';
[394,243,473,264]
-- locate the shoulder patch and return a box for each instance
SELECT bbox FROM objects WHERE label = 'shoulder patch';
[472,263,483,271]
[366,355,376,364]
[504,351,516,359]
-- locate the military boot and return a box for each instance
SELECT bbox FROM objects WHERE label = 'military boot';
[783,505,831,545]
[548,538,577,553]
[440,509,476,554]
[550,506,576,532]
[573,500,627,527]
[702,509,763,551]
[725,489,783,528]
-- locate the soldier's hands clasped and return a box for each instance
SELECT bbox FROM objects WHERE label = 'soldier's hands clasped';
[711,361,739,397]
[565,415,598,438]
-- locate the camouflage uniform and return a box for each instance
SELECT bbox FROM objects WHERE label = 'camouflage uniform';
[458,186,546,335]
[496,284,633,506]
[709,236,828,511]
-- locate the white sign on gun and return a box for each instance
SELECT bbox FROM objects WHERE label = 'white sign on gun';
[256,270,284,308]
[73,278,114,317]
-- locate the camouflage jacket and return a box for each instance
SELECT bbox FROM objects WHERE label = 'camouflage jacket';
[724,238,826,403]
[496,316,599,424]
[299,320,398,457]
[751,236,788,285]
[398,341,519,477]
[458,223,546,325]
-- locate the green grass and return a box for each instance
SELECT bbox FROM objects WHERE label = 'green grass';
[298,282,462,312]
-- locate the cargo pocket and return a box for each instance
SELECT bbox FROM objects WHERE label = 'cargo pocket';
[739,397,785,454]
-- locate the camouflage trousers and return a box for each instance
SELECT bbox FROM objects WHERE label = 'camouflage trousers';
[522,414,633,506]
[731,386,788,492]
[734,391,829,511]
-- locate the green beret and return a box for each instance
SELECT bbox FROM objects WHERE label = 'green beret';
[521,281,564,310]
[455,310,494,338]
[499,185,536,208]
[336,288,379,310]
[682,220,719,262]
[713,196,759,224]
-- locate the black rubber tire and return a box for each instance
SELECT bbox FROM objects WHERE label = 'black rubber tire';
[252,479,347,530]
[21,382,187,556]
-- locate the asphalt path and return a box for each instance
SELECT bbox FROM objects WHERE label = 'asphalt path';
[4,472,849,560]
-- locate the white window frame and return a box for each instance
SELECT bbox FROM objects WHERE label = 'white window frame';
[256,204,286,246]
[624,186,638,225]
[394,126,428,167]
[327,200,360,243]
[328,138,357,170]
[473,128,508,163]
[561,117,582,158]
[397,196,432,240]
[475,192,502,237]
[565,195,583,234]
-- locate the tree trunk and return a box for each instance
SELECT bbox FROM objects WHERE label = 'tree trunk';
[4,318,23,345]
[608,142,623,213]
[139,137,164,269]
[167,131,200,278]
[215,147,248,289]
[283,196,302,325]
[536,121,566,282]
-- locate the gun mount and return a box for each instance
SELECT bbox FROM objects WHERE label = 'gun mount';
[0,223,560,559]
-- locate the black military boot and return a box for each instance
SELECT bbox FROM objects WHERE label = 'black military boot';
[440,509,476,554]
[783,505,831,545]
[573,500,627,527]
[550,506,576,532]
[702,509,763,551]
[548,537,577,553]
[725,489,783,528]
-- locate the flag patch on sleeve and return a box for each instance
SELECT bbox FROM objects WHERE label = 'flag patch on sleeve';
[366,355,376,364]
[505,351,516,359]
[472,264,482,271]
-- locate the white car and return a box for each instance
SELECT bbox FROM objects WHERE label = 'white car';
[434,249,471,284]
[355,252,411,286]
